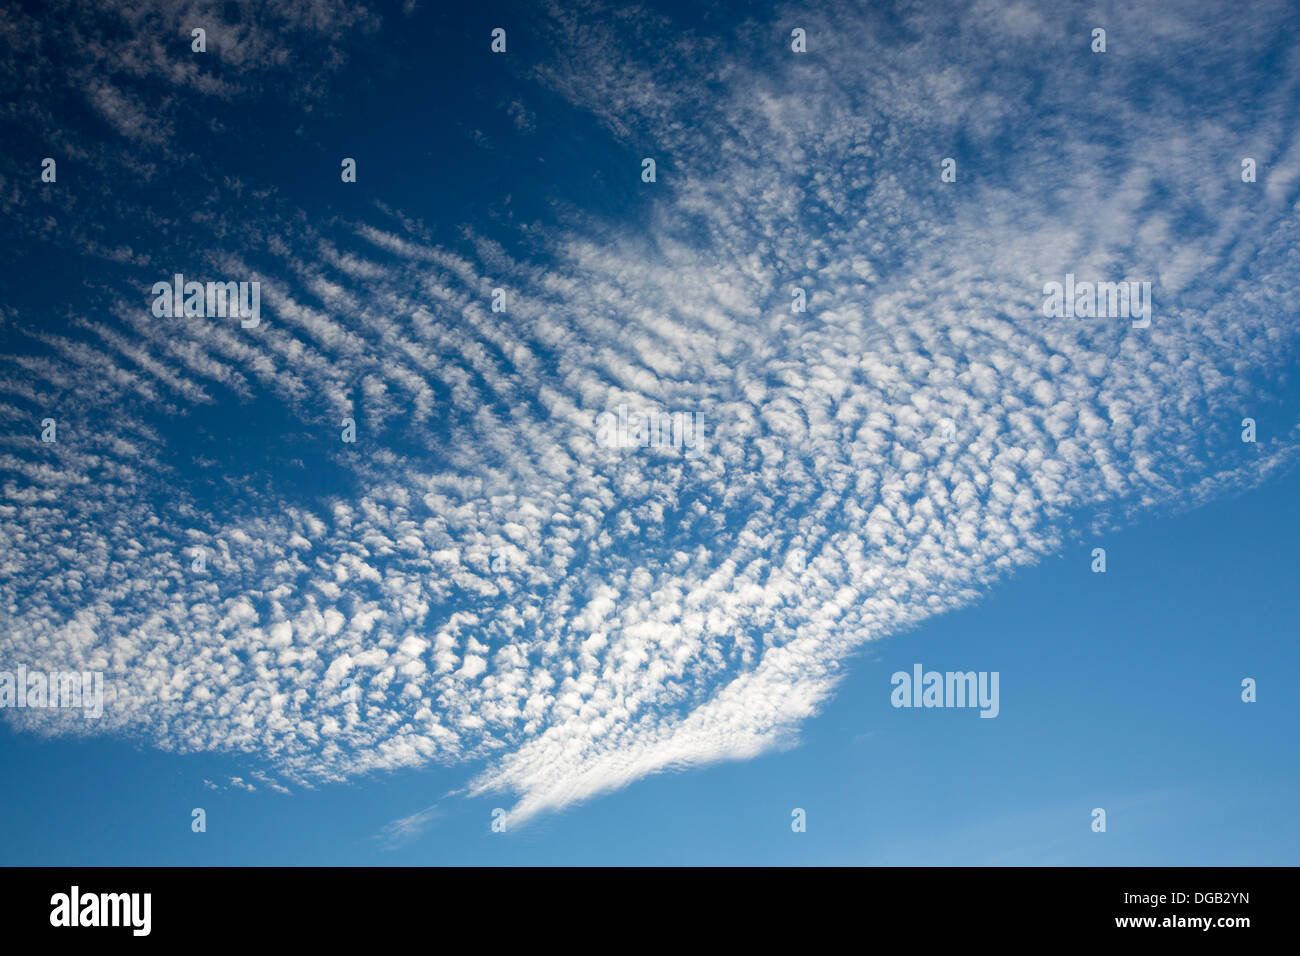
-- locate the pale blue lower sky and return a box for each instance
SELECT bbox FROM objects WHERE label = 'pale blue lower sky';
[2,461,1295,866]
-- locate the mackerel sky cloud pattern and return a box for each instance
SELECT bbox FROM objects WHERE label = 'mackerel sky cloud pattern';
[1,0,1298,827]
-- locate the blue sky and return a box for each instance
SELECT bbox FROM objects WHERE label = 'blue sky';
[1,0,1298,865]
[2,471,1296,865]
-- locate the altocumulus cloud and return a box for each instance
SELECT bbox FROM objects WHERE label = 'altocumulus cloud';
[1,0,1298,826]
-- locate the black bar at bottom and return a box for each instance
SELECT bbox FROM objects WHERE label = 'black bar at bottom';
[0,866,1281,942]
